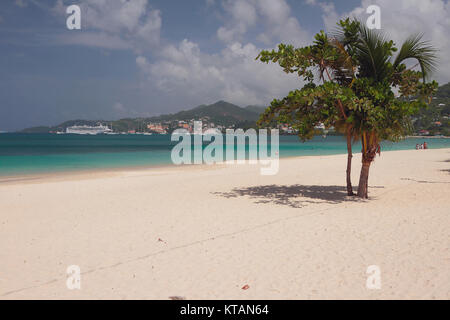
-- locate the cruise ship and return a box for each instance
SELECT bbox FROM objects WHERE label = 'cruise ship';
[66,124,112,135]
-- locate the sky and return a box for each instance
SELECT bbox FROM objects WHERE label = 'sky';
[0,0,449,131]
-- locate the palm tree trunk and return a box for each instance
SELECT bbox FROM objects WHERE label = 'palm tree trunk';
[357,161,371,198]
[346,129,354,196]
[357,131,379,199]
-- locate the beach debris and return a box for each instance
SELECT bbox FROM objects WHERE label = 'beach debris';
[169,296,186,300]
[241,284,250,290]
[157,238,166,244]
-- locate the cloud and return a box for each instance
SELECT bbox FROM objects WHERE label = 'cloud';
[113,102,125,111]
[112,101,128,117]
[46,0,311,110]
[134,0,313,109]
[14,0,27,8]
[217,0,310,46]
[51,0,162,51]
[131,0,314,109]
[217,0,258,43]
[135,0,450,114]
[136,39,300,107]
[47,0,450,117]
[315,0,450,83]
[256,0,310,46]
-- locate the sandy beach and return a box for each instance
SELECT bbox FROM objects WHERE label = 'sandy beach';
[0,148,449,299]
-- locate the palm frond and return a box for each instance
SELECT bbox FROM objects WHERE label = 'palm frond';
[393,34,438,82]
[354,23,394,82]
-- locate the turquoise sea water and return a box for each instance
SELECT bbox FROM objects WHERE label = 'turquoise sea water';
[0,133,449,176]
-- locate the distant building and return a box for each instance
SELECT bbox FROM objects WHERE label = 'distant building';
[147,123,168,134]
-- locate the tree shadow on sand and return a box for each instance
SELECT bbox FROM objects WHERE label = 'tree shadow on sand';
[212,184,381,208]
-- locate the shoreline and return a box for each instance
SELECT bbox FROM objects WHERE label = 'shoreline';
[2,132,450,138]
[1,146,450,183]
[406,135,450,139]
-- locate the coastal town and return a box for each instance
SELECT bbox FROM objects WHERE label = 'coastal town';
[61,118,301,135]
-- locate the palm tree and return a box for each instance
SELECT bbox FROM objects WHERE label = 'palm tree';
[344,21,438,198]
[311,32,360,195]
[257,20,437,199]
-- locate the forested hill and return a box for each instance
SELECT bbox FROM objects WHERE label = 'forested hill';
[414,82,450,136]
[20,83,450,136]
[20,101,266,133]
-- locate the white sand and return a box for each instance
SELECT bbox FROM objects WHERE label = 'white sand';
[0,148,449,299]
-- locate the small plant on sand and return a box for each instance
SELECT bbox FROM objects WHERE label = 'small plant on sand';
[256,30,359,195]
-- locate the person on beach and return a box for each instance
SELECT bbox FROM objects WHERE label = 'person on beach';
[416,144,419,150]
[424,142,428,149]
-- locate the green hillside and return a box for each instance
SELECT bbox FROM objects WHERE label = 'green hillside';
[148,101,260,126]
[413,82,450,136]
[20,101,263,133]
[19,83,450,135]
